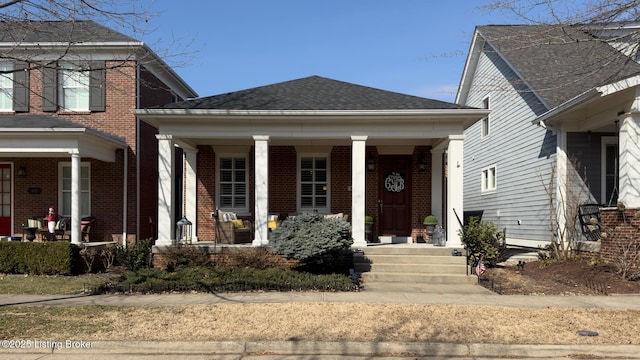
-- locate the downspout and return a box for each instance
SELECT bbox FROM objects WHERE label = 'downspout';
[122,148,128,248]
[135,62,141,245]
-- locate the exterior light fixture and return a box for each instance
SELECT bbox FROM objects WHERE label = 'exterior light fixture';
[17,166,26,177]
[367,152,375,171]
[417,153,427,172]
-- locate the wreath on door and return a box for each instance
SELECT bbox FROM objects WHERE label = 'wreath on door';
[384,172,405,193]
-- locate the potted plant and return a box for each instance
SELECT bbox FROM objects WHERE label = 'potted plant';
[364,215,374,242]
[423,215,438,235]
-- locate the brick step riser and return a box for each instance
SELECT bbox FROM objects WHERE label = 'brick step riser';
[359,247,463,256]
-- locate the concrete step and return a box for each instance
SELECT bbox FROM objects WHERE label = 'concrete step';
[359,246,464,256]
[354,262,468,274]
[361,272,477,285]
[361,282,487,293]
[354,254,467,265]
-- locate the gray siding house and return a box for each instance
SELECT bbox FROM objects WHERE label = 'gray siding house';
[456,24,640,248]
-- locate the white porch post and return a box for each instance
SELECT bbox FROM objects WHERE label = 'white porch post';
[70,151,82,245]
[156,134,175,246]
[184,148,198,242]
[431,148,444,226]
[446,135,464,248]
[253,135,270,246]
[351,136,367,247]
[620,90,640,208]
[555,127,568,244]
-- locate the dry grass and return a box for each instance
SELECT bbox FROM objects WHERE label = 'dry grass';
[2,303,640,345]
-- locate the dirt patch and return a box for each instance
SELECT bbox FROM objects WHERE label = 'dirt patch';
[480,258,640,295]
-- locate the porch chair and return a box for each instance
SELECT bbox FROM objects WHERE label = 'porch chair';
[578,204,602,241]
[37,216,70,241]
[215,211,252,244]
[64,217,95,242]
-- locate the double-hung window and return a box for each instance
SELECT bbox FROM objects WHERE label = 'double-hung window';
[60,64,90,111]
[0,63,13,111]
[218,155,248,213]
[481,97,490,138]
[299,155,329,212]
[481,165,497,193]
[60,163,91,217]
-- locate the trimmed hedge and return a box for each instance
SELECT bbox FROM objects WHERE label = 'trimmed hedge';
[0,241,82,275]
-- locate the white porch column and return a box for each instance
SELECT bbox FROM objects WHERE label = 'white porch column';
[351,136,367,247]
[430,148,444,226]
[620,91,640,208]
[253,135,270,246]
[184,148,198,242]
[70,151,82,245]
[555,127,568,244]
[156,134,175,246]
[446,135,464,248]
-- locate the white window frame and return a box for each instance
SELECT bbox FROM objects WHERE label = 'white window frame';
[297,153,330,213]
[216,154,249,214]
[481,97,490,138]
[59,63,90,111]
[59,162,91,217]
[481,164,497,193]
[0,62,13,112]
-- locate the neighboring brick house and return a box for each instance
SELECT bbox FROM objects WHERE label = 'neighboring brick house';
[134,76,488,248]
[0,21,196,244]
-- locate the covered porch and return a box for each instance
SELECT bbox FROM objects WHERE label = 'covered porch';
[134,76,488,248]
[0,115,128,245]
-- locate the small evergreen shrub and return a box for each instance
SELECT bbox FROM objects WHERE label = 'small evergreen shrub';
[458,217,499,267]
[158,244,210,271]
[269,213,353,267]
[0,241,81,275]
[116,238,153,271]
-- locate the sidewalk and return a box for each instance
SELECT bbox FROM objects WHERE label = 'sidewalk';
[1,284,639,308]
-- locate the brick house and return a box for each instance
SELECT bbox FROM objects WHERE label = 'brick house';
[134,76,488,248]
[0,21,196,244]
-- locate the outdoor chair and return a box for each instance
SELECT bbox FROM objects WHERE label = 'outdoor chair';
[215,210,252,244]
[64,216,95,242]
[578,204,602,241]
[37,216,70,241]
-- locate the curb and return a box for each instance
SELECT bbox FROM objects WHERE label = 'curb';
[2,340,640,358]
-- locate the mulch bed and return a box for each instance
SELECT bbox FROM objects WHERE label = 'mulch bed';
[479,258,640,295]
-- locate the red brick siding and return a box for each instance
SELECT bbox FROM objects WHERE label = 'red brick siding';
[11,61,175,243]
[196,146,216,241]
[600,208,640,271]
[269,146,297,215]
[411,146,432,242]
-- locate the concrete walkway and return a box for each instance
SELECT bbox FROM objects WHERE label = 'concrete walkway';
[2,285,640,359]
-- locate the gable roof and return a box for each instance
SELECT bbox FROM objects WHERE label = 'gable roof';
[466,25,640,109]
[153,76,471,111]
[0,20,137,44]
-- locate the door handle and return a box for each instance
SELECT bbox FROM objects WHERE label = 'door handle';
[379,200,383,214]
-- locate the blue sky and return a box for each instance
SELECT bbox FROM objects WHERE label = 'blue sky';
[142,1,527,102]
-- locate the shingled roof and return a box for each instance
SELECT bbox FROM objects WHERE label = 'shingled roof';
[477,25,640,109]
[0,20,137,44]
[154,76,471,111]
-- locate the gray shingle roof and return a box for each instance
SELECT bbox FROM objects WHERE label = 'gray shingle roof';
[478,25,640,109]
[154,76,472,110]
[0,20,137,44]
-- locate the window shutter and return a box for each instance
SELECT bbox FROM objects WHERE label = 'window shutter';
[89,61,105,112]
[42,65,57,112]
[13,61,29,112]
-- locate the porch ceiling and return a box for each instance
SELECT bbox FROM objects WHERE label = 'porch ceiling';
[0,115,127,162]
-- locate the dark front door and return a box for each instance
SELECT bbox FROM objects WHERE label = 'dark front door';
[378,155,411,236]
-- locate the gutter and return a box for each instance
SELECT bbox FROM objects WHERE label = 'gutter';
[532,88,600,127]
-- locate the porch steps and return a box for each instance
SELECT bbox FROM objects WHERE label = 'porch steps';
[354,245,478,290]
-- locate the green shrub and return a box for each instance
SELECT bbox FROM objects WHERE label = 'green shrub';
[458,217,499,267]
[0,241,81,275]
[116,239,153,271]
[269,213,353,266]
[157,244,210,271]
